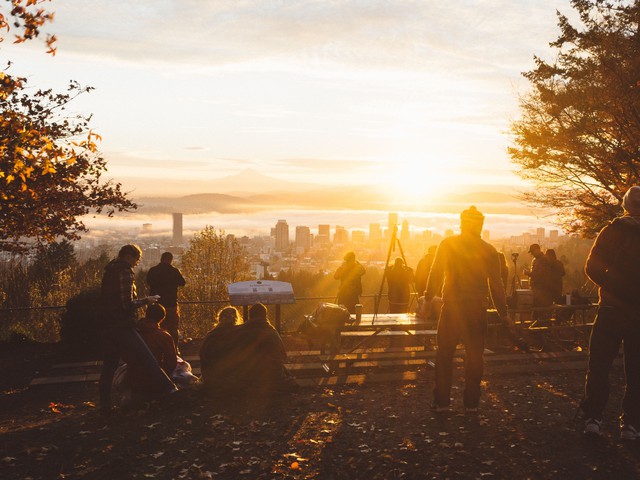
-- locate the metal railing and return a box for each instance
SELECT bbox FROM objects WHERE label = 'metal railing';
[0,294,399,343]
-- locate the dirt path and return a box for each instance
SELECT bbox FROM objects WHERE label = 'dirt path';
[0,340,639,479]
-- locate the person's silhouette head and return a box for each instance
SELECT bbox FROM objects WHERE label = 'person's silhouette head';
[145,303,166,324]
[460,206,484,236]
[249,303,268,323]
[217,306,241,326]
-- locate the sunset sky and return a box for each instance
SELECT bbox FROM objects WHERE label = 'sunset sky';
[4,0,574,204]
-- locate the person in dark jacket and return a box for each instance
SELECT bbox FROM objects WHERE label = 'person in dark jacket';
[544,249,565,304]
[525,243,553,320]
[99,244,176,415]
[236,303,296,394]
[581,186,640,440]
[415,245,437,296]
[425,206,512,413]
[385,257,414,313]
[146,252,186,352]
[334,251,366,313]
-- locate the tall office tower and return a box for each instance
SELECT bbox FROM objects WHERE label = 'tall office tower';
[369,223,382,245]
[172,213,183,245]
[482,229,490,241]
[275,219,289,252]
[400,219,410,245]
[295,225,312,251]
[316,224,331,244]
[388,212,398,235]
[536,227,545,241]
[351,230,366,244]
[549,229,559,243]
[318,224,330,237]
[334,225,349,244]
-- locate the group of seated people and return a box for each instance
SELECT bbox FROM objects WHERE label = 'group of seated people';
[199,303,298,396]
[113,302,296,408]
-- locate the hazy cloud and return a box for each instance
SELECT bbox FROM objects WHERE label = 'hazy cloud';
[50,0,571,74]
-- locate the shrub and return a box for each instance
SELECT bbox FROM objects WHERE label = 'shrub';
[59,288,101,358]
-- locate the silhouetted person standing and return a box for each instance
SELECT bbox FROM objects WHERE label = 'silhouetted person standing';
[334,251,366,313]
[415,245,437,296]
[99,244,176,415]
[525,243,552,319]
[385,257,414,313]
[545,249,565,304]
[425,206,511,413]
[581,186,640,440]
[147,252,186,352]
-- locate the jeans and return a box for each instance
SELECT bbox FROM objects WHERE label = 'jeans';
[99,327,176,409]
[434,300,487,408]
[581,305,640,425]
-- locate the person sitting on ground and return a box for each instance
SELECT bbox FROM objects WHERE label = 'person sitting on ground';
[113,303,179,407]
[137,304,199,387]
[199,306,243,388]
[235,303,298,396]
[135,304,178,377]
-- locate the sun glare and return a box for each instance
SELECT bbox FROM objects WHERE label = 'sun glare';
[379,157,452,204]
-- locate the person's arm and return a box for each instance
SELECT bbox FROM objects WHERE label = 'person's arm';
[118,269,147,310]
[334,264,346,280]
[487,254,509,318]
[146,267,156,291]
[175,268,186,287]
[585,224,616,287]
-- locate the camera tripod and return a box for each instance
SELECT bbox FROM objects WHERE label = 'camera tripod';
[510,252,522,296]
[372,222,417,323]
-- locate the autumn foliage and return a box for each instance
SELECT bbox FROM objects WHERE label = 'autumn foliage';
[510,0,640,237]
[1,0,136,251]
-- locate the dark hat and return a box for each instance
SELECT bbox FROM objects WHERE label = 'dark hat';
[528,243,541,254]
[623,186,640,215]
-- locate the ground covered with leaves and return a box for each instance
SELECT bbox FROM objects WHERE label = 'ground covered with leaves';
[0,340,639,480]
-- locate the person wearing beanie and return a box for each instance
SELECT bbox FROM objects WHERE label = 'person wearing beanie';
[581,186,640,440]
[622,185,640,216]
[424,206,514,413]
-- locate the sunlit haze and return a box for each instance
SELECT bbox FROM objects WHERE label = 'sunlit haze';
[3,0,576,235]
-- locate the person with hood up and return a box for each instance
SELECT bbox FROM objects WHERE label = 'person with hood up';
[581,186,640,440]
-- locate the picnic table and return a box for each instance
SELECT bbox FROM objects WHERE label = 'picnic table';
[339,313,436,353]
